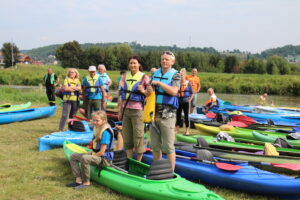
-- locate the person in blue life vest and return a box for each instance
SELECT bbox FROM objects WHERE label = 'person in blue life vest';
[82,66,106,119]
[43,68,59,106]
[176,68,194,135]
[97,64,112,103]
[58,68,81,131]
[66,111,114,189]
[146,51,181,170]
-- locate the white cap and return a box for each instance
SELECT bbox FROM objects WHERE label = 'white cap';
[88,66,96,71]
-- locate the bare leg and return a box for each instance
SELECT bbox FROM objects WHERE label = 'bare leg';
[117,132,123,150]
[167,152,176,170]
[126,149,133,158]
[153,151,162,161]
[75,177,82,184]
[136,153,143,161]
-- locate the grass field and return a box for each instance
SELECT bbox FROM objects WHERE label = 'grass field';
[0,89,282,200]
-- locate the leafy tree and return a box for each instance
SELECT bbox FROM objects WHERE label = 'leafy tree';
[107,44,134,70]
[82,47,106,67]
[55,41,84,68]
[140,51,161,71]
[242,58,265,74]
[224,55,239,73]
[1,42,20,68]
[266,55,290,75]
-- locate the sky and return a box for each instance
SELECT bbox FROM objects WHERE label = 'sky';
[0,0,299,53]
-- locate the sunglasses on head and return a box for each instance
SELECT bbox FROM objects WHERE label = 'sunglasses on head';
[162,51,175,57]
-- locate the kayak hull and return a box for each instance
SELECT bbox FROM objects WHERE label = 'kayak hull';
[142,151,300,199]
[0,102,31,113]
[39,121,93,152]
[63,141,223,200]
[0,106,56,124]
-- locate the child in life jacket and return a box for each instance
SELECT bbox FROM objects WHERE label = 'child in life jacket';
[66,110,114,189]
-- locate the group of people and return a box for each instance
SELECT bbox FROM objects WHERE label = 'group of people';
[44,51,202,189]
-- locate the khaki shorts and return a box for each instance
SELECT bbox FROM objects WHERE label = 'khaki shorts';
[150,115,176,154]
[122,108,145,153]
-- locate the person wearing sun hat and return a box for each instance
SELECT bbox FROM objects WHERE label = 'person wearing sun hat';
[82,66,106,119]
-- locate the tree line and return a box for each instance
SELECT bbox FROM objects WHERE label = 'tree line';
[55,41,299,75]
[1,41,300,74]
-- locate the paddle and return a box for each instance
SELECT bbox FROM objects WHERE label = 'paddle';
[215,157,300,171]
[175,154,242,172]
[73,115,90,122]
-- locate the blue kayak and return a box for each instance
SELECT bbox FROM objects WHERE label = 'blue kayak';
[142,151,300,199]
[210,107,300,126]
[38,121,93,152]
[0,106,56,124]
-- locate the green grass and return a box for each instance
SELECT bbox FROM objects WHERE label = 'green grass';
[0,89,282,200]
[1,64,300,95]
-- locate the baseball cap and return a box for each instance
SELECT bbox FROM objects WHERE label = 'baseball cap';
[88,66,96,71]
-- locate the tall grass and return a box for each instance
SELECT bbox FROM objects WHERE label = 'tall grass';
[1,64,300,95]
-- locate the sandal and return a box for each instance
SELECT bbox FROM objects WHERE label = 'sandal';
[66,182,81,187]
[74,184,90,190]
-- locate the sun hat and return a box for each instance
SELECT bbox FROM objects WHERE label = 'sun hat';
[88,66,96,71]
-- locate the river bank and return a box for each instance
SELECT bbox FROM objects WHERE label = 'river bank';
[1,64,300,96]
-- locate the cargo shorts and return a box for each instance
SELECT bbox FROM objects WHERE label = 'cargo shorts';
[150,115,176,154]
[122,108,145,153]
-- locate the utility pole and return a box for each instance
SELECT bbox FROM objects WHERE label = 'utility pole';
[11,42,14,67]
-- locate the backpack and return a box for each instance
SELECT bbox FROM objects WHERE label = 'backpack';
[68,120,85,132]
[216,113,229,123]
[273,137,293,148]
[55,87,64,99]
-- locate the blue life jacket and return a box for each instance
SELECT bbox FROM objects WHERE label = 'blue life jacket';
[98,72,110,91]
[84,74,103,97]
[179,80,193,100]
[92,126,114,161]
[120,71,145,102]
[152,68,179,109]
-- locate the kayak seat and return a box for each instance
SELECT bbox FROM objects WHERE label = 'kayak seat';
[112,150,128,170]
[146,159,174,180]
[196,137,210,148]
[196,149,216,162]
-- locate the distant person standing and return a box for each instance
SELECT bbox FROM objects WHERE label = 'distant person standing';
[43,68,59,106]
[176,68,194,135]
[98,64,112,103]
[186,68,200,113]
[58,68,81,131]
[82,66,106,119]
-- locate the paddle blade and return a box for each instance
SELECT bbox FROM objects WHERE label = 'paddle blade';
[215,162,242,172]
[206,113,216,119]
[271,163,300,171]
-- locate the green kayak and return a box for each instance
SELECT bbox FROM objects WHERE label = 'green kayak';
[176,134,300,156]
[0,102,31,113]
[253,131,300,148]
[176,144,300,164]
[195,123,288,140]
[63,141,223,200]
[79,101,117,109]
[106,101,117,109]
